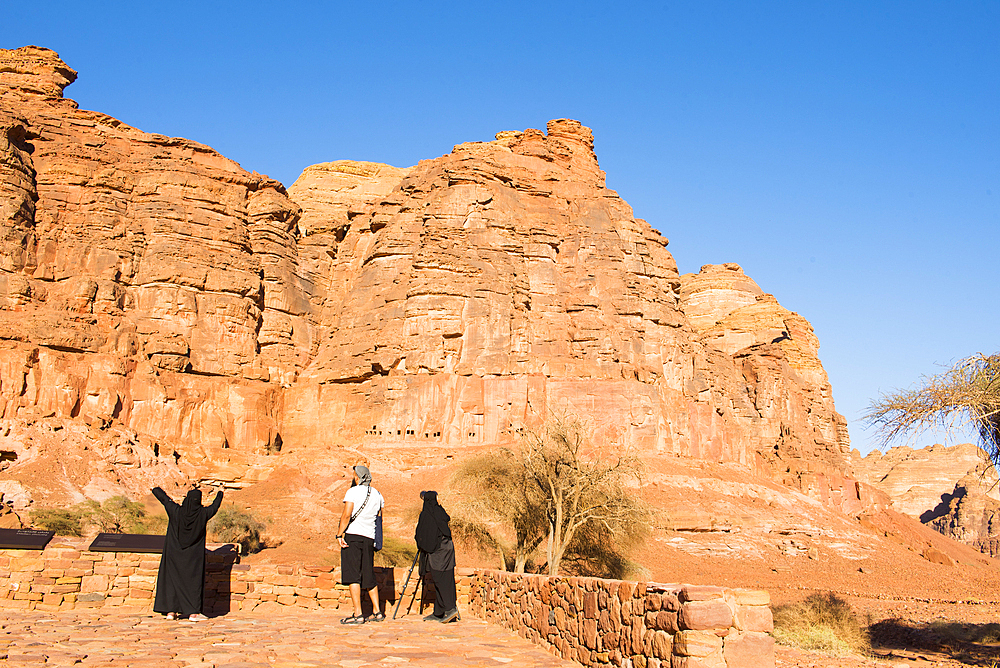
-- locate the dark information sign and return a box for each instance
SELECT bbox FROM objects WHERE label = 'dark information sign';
[0,528,55,550]
[88,533,165,554]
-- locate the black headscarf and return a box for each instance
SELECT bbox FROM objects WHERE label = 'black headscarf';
[415,491,451,554]
[178,489,205,548]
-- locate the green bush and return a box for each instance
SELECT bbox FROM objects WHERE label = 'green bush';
[208,506,266,553]
[31,508,86,536]
[80,496,148,533]
[32,496,152,535]
[773,593,870,655]
[141,513,168,535]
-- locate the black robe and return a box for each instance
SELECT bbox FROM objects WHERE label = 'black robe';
[153,487,223,616]
[415,491,457,615]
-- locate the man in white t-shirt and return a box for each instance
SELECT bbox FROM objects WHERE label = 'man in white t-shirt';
[336,465,385,624]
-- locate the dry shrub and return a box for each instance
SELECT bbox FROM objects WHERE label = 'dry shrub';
[519,413,650,576]
[452,412,651,576]
[208,506,266,553]
[375,535,417,567]
[772,593,870,655]
[866,352,1000,467]
[452,449,546,573]
[559,519,647,580]
[450,517,509,570]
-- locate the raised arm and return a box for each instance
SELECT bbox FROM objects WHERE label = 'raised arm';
[205,491,224,520]
[152,487,175,510]
[152,486,178,523]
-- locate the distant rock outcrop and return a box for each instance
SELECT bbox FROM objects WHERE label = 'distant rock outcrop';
[0,46,865,519]
[853,443,1000,556]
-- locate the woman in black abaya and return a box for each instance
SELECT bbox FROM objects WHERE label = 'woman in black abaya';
[414,490,459,623]
[152,485,223,621]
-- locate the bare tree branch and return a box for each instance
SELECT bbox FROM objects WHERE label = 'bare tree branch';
[864,353,1000,467]
[452,412,651,577]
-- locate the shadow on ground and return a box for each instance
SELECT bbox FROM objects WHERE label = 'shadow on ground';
[870,619,1000,666]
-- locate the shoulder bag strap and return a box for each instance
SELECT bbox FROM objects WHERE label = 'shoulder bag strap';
[349,486,372,525]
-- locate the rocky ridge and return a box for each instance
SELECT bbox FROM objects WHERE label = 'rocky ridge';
[0,46,302,487]
[854,443,1000,557]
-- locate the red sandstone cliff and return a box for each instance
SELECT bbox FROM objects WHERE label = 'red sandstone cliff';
[0,46,865,522]
[284,128,855,494]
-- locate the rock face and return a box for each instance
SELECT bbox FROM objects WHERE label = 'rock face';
[281,132,857,511]
[0,46,303,494]
[927,470,1000,557]
[852,444,989,518]
[0,46,862,517]
[854,443,1000,556]
[678,264,852,494]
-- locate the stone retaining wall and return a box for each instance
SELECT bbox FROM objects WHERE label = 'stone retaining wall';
[1,541,774,667]
[0,538,471,615]
[470,570,774,668]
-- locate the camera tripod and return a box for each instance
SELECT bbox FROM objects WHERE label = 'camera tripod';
[392,549,424,620]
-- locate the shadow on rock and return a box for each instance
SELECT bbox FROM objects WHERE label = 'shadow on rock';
[205,544,240,617]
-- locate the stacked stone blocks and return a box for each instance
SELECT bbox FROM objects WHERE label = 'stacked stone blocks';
[469,570,773,668]
[0,539,473,614]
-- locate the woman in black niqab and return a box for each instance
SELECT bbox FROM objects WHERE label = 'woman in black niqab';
[414,490,459,622]
[153,485,223,620]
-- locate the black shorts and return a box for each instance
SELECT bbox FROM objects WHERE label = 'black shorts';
[341,534,376,590]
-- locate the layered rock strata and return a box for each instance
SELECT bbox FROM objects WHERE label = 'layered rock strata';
[679,264,852,494]
[854,443,1000,556]
[0,47,302,490]
[0,46,860,516]
[285,135,854,509]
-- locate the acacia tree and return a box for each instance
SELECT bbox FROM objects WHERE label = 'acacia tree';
[452,449,548,573]
[33,496,150,536]
[454,413,649,576]
[865,353,1000,466]
[81,496,148,533]
[521,414,648,575]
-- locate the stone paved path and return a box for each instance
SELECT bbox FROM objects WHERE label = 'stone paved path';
[0,609,579,667]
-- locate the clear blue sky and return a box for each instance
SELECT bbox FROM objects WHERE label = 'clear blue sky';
[6,1,998,453]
